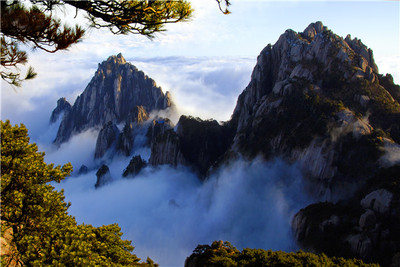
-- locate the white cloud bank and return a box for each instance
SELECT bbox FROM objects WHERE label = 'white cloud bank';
[53,158,311,266]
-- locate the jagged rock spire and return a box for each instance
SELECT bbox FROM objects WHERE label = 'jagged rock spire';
[53,53,173,145]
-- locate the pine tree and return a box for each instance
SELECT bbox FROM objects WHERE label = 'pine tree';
[1,120,155,266]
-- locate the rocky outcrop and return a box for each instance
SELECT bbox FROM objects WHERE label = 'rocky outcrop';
[78,164,89,175]
[95,164,112,188]
[148,118,185,167]
[291,166,400,266]
[116,106,149,156]
[344,34,379,74]
[147,117,174,142]
[358,209,376,230]
[147,116,235,177]
[54,53,172,145]
[116,123,135,157]
[176,116,235,177]
[122,155,147,178]
[50,97,71,123]
[94,122,120,159]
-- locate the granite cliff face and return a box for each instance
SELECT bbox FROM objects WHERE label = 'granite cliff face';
[53,53,172,145]
[229,21,399,199]
[225,21,399,265]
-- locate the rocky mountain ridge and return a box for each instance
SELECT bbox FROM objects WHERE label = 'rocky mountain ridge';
[50,22,400,266]
[228,22,399,199]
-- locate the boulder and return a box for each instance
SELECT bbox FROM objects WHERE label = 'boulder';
[361,189,393,214]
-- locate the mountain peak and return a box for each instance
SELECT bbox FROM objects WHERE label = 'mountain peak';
[302,21,325,40]
[53,54,173,145]
[106,53,126,65]
[232,21,399,189]
[50,97,71,123]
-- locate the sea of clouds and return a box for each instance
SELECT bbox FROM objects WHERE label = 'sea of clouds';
[47,127,312,266]
[1,55,316,265]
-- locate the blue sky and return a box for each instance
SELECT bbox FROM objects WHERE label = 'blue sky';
[1,0,399,134]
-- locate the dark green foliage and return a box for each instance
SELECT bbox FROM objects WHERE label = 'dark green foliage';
[1,120,156,266]
[185,240,378,267]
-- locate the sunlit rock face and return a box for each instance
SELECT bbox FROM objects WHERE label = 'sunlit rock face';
[230,21,399,200]
[53,53,172,145]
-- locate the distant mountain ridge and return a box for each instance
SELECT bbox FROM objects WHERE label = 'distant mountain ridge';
[53,53,172,145]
